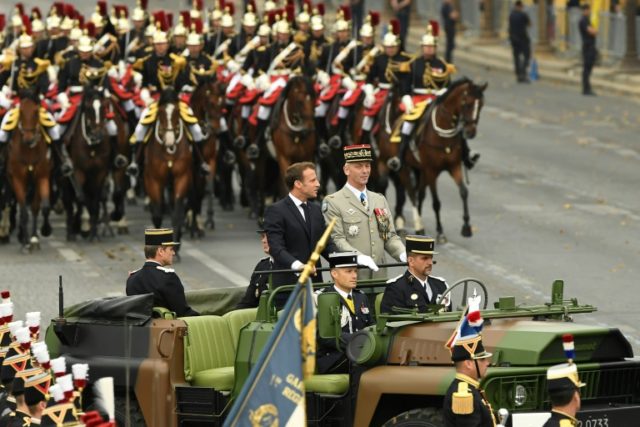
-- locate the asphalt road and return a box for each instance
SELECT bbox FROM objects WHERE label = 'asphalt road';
[1,57,639,352]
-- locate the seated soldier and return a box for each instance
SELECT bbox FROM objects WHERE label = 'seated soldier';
[236,224,273,309]
[381,235,451,313]
[315,251,374,374]
[126,228,199,317]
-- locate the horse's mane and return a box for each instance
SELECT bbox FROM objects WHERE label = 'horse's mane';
[282,75,315,100]
[435,77,475,105]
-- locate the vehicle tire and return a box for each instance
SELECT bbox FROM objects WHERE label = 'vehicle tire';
[381,408,444,427]
[114,395,146,427]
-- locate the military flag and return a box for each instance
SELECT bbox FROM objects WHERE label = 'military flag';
[223,219,336,427]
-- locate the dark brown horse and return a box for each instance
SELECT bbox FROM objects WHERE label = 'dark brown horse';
[188,80,225,236]
[407,78,487,242]
[108,95,132,234]
[144,88,193,247]
[6,89,52,251]
[269,75,317,194]
[63,85,112,241]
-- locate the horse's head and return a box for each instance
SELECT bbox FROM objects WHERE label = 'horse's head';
[81,85,107,143]
[157,100,182,148]
[457,80,487,139]
[281,76,316,131]
[193,81,225,136]
[17,89,42,146]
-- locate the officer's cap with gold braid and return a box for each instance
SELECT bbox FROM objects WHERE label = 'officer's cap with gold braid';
[343,144,372,163]
[446,294,492,361]
[406,235,438,255]
[144,228,179,246]
[328,251,358,269]
[546,334,586,394]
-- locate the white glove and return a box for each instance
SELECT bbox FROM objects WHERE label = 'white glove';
[226,59,240,74]
[341,75,356,91]
[256,73,271,92]
[132,71,142,87]
[357,254,379,272]
[56,92,70,109]
[140,88,152,106]
[316,70,330,87]
[47,65,58,84]
[402,94,414,112]
[240,73,255,90]
[0,91,11,110]
[362,83,375,108]
[1,85,11,97]
[399,252,407,263]
[291,260,305,271]
[107,66,118,79]
[69,85,83,94]
[182,85,194,93]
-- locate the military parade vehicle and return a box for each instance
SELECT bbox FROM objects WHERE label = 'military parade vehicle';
[45,278,640,426]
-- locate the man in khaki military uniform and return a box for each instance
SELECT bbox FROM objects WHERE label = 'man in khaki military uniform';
[322,144,406,279]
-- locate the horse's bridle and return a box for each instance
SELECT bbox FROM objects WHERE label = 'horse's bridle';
[430,86,481,140]
[155,103,184,153]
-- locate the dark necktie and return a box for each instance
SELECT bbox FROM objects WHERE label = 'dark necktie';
[301,202,311,234]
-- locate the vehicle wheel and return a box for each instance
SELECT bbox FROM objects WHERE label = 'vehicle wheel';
[381,408,444,427]
[114,395,146,427]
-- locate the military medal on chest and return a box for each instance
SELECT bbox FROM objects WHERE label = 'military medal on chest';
[373,208,391,240]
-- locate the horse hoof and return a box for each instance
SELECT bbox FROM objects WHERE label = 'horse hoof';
[80,230,90,239]
[118,226,129,235]
[41,223,52,237]
[0,236,9,244]
[318,142,331,159]
[21,245,30,255]
[53,200,65,215]
[327,135,342,149]
[437,234,448,244]
[233,135,246,149]
[246,144,260,160]
[461,224,473,238]
[110,211,123,222]
[395,216,405,231]
[205,220,215,230]
[415,229,425,235]
[66,233,76,242]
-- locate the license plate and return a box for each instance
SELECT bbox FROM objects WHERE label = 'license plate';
[577,405,640,426]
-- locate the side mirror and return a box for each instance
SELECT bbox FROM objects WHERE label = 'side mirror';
[317,292,341,341]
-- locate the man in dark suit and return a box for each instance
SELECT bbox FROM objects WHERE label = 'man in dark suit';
[315,252,374,374]
[236,224,273,309]
[264,162,340,295]
[126,228,199,317]
[381,235,451,313]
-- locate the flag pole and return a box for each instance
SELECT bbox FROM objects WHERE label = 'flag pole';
[298,218,337,285]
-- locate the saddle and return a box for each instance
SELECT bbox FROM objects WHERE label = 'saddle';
[135,100,197,143]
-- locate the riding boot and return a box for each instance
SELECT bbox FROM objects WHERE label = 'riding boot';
[232,119,248,149]
[126,141,141,176]
[388,133,410,172]
[461,137,480,170]
[110,137,127,169]
[194,140,212,175]
[360,129,371,145]
[327,117,347,149]
[126,110,138,133]
[247,118,267,160]
[54,140,73,177]
[218,130,236,165]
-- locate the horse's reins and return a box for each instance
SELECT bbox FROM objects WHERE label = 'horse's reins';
[282,98,314,135]
[155,104,184,152]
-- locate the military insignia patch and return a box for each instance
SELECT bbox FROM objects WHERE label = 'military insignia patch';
[347,208,356,215]
[410,293,419,300]
[348,225,359,236]
[361,305,369,315]
[322,200,328,213]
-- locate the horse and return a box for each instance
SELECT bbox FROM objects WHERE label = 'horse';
[144,87,193,248]
[63,85,112,241]
[188,79,225,236]
[269,75,317,195]
[5,89,52,251]
[405,78,487,242]
[107,95,132,234]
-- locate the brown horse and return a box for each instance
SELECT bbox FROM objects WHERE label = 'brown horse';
[188,80,225,236]
[144,88,193,247]
[406,78,487,242]
[108,95,132,234]
[63,85,112,241]
[5,89,52,251]
[269,75,317,195]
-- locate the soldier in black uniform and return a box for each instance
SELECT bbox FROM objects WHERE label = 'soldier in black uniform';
[204,6,224,56]
[543,337,585,427]
[121,5,147,61]
[21,371,50,427]
[579,4,597,96]
[302,15,330,72]
[91,10,121,64]
[236,225,273,309]
[228,5,258,59]
[380,235,450,313]
[126,228,200,317]
[315,251,374,374]
[443,307,496,427]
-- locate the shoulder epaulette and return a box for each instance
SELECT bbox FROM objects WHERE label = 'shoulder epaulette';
[156,266,175,273]
[132,55,150,71]
[430,275,447,283]
[452,381,473,415]
[128,268,140,276]
[386,274,403,284]
[257,46,266,52]
[559,420,574,427]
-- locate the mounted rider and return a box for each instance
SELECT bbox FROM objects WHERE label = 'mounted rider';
[170,14,189,56]
[204,4,224,56]
[0,32,72,175]
[56,34,122,168]
[360,20,413,144]
[120,2,147,62]
[227,4,258,61]
[302,7,331,72]
[246,15,305,159]
[293,2,312,46]
[313,7,351,146]
[33,11,65,62]
[331,11,381,147]
[127,25,210,176]
[89,4,121,64]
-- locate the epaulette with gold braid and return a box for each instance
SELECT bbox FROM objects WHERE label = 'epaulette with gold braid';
[132,55,150,71]
[33,58,51,75]
[452,381,473,415]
